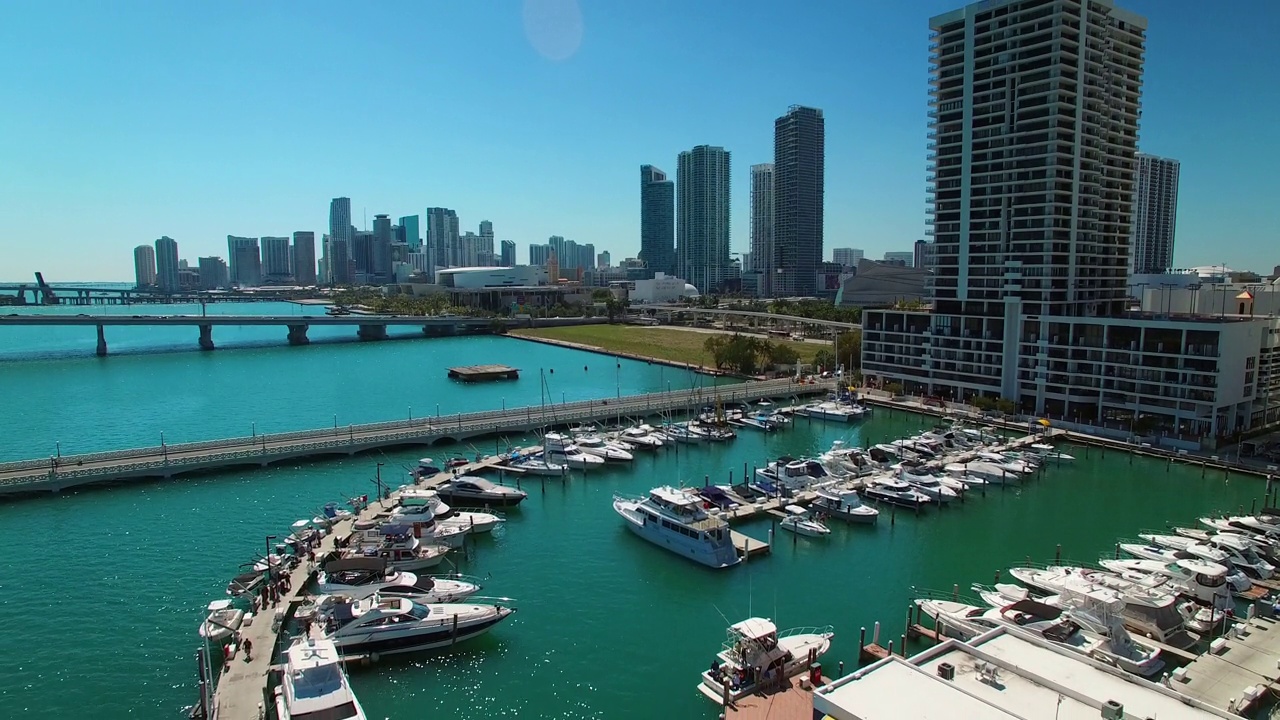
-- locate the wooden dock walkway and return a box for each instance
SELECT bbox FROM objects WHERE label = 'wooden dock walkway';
[207,448,531,718]
[724,676,828,720]
[1174,615,1280,714]
[0,377,834,496]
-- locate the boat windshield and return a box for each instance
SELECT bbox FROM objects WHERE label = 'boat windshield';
[293,702,361,720]
[1195,572,1226,587]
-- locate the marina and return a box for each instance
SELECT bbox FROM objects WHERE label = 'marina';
[2,329,1278,719]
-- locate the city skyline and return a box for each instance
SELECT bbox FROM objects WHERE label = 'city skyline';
[1,1,1276,281]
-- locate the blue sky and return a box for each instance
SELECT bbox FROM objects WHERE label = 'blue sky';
[1,0,1276,282]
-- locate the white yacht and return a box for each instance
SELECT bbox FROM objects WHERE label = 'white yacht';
[895,464,961,502]
[1099,558,1241,602]
[1133,534,1232,567]
[505,454,568,476]
[860,476,933,508]
[976,452,1035,474]
[273,637,368,720]
[795,402,865,422]
[1007,566,1199,649]
[543,433,607,468]
[755,458,831,490]
[316,593,515,657]
[613,487,740,569]
[572,435,634,462]
[340,528,450,573]
[820,441,877,478]
[945,461,1017,485]
[1028,443,1075,460]
[811,487,879,524]
[617,425,665,449]
[315,558,480,602]
[697,618,833,705]
[1200,533,1276,579]
[917,596,1163,677]
[397,488,452,518]
[779,505,830,537]
[198,599,245,643]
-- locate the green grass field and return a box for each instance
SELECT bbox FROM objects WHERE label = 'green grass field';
[510,324,821,368]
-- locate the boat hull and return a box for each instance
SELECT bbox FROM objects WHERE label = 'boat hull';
[330,610,513,658]
[614,502,740,569]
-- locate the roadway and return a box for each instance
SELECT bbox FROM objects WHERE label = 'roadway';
[0,377,835,495]
[641,304,861,330]
[0,313,496,327]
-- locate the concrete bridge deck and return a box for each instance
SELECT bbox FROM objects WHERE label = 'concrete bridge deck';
[0,377,836,497]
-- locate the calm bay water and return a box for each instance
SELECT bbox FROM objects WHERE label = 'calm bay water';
[0,310,1265,719]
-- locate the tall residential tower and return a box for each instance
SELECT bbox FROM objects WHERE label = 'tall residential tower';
[154,236,180,293]
[749,163,774,296]
[772,106,825,297]
[639,165,675,277]
[133,245,156,288]
[1130,153,1180,273]
[676,146,731,293]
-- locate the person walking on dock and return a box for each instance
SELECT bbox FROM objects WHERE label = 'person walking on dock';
[241,637,253,662]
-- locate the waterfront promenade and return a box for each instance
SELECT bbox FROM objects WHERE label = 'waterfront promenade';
[0,377,834,496]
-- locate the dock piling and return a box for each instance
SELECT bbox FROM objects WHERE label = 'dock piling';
[1055,544,1061,564]
[873,622,880,645]
[859,626,866,650]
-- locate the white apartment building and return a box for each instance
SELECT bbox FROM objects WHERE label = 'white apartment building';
[861,0,1279,444]
[1130,153,1180,273]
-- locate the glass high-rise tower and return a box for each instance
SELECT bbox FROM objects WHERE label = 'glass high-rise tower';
[773,106,824,298]
[639,165,675,277]
[676,146,731,293]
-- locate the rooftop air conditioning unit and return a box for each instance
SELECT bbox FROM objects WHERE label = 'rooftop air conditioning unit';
[937,662,955,681]
[1100,700,1124,720]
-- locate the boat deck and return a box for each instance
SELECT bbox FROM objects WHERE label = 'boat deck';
[1175,615,1280,713]
[725,675,827,720]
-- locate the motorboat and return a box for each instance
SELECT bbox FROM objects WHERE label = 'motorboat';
[690,423,736,442]
[820,441,878,478]
[439,510,504,534]
[415,458,444,477]
[696,485,741,511]
[795,402,865,422]
[976,452,1035,474]
[779,505,831,537]
[755,458,831,490]
[273,636,368,720]
[662,424,703,444]
[859,477,932,508]
[895,464,960,503]
[227,569,266,598]
[918,596,1163,677]
[315,558,481,603]
[434,476,528,508]
[1007,566,1199,649]
[342,527,451,573]
[368,514,468,549]
[504,453,568,476]
[735,413,780,432]
[397,488,452,518]
[697,618,833,705]
[1179,601,1227,634]
[1176,525,1280,564]
[1028,443,1075,461]
[811,487,879,524]
[617,425,665,448]
[543,433,607,469]
[1136,533,1232,565]
[1098,558,1239,603]
[1200,533,1276,579]
[1210,514,1280,536]
[199,599,245,643]
[613,487,740,569]
[573,435,634,462]
[316,593,516,657]
[945,461,1017,485]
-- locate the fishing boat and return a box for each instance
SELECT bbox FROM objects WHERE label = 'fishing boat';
[198,599,245,643]
[697,618,833,705]
[613,487,740,569]
[779,505,831,537]
[273,636,368,720]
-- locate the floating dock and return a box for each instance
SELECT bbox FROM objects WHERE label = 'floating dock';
[725,675,828,719]
[1173,615,1280,714]
[447,364,520,381]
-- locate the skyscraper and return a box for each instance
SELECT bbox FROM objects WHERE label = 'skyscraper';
[227,236,262,287]
[328,197,352,265]
[529,244,551,266]
[913,240,936,275]
[597,251,611,269]
[749,163,774,296]
[372,214,393,280]
[676,145,731,293]
[399,215,421,252]
[292,232,317,285]
[639,165,675,276]
[1130,153,1180,274]
[260,236,292,283]
[154,236,180,292]
[133,245,156,288]
[862,0,1149,413]
[197,257,229,290]
[351,231,375,278]
[500,239,516,266]
[426,207,459,272]
[831,248,863,268]
[773,106,825,297]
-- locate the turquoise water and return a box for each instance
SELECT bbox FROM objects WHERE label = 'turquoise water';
[0,316,1268,718]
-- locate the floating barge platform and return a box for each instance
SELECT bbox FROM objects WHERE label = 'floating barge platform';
[447,364,520,381]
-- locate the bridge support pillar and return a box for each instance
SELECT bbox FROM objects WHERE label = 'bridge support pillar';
[198,324,215,350]
[357,324,388,341]
[96,324,107,356]
[287,324,310,345]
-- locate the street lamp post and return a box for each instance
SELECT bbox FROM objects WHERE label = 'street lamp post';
[409,406,413,423]
[251,421,256,439]
[56,441,60,459]
[264,534,277,587]
[161,431,167,463]
[333,414,338,435]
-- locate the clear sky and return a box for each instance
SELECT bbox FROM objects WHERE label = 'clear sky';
[1,0,1276,282]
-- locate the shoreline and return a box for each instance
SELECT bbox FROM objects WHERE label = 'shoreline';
[507,331,751,379]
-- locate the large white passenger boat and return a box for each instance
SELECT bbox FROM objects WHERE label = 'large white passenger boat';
[613,486,741,569]
[273,637,367,720]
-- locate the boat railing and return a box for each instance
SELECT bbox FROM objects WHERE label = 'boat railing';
[776,624,835,639]
[913,585,984,606]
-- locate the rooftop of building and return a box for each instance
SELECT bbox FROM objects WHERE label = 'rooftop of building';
[815,627,1233,720]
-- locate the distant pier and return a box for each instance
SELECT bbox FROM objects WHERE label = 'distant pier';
[0,377,835,497]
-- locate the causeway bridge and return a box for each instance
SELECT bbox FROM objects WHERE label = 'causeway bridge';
[0,313,516,354]
[0,377,835,496]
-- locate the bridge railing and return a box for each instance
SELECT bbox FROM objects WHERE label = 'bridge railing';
[0,378,832,483]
